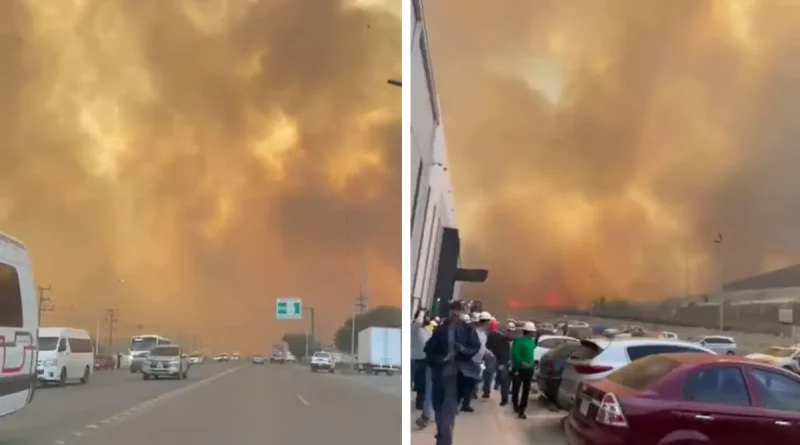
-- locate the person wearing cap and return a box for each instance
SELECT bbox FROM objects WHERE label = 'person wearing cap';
[510,322,537,419]
[461,311,493,412]
[476,311,497,402]
[423,300,482,445]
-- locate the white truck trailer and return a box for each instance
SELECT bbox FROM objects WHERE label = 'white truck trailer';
[357,327,401,375]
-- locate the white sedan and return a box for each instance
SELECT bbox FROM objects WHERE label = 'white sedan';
[533,335,580,376]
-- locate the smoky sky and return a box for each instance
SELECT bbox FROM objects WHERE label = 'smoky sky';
[0,0,400,352]
[425,0,800,309]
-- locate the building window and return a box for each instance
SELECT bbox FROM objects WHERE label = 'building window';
[412,186,432,296]
[0,262,23,328]
[411,159,423,232]
[420,207,439,302]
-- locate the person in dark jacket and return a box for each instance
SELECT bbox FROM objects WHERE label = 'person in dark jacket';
[485,324,512,405]
[424,300,482,445]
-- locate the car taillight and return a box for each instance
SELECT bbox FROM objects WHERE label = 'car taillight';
[595,393,628,427]
[573,364,613,374]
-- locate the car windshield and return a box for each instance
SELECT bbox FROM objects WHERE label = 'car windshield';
[130,337,158,351]
[150,346,179,356]
[313,352,331,358]
[762,347,797,357]
[38,337,59,351]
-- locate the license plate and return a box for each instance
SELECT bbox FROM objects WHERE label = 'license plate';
[579,398,590,417]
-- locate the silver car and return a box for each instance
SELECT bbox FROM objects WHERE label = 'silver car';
[557,337,715,410]
[142,345,190,380]
[695,335,737,355]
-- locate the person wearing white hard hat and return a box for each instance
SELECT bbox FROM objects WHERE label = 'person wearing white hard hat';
[461,311,493,412]
[510,322,537,419]
[476,312,497,400]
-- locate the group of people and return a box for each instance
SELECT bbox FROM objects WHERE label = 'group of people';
[410,300,540,445]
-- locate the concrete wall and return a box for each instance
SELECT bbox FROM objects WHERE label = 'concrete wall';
[409,0,458,314]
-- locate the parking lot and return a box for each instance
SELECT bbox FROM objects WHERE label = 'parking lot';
[1,362,400,445]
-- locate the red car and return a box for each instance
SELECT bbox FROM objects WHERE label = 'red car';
[565,353,800,445]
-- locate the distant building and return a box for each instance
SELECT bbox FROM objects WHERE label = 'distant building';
[724,264,800,292]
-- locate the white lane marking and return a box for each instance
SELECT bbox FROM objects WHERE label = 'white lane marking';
[297,394,310,406]
[83,367,244,431]
[54,441,66,444]
[71,432,83,436]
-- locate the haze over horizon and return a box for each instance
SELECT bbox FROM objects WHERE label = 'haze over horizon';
[0,0,400,353]
[425,0,800,310]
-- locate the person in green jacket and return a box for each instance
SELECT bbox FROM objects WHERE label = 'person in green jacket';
[510,322,537,419]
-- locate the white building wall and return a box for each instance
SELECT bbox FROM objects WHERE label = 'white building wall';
[410,0,458,314]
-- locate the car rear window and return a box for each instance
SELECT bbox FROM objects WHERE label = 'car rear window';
[607,355,681,390]
[627,344,711,361]
[570,341,603,360]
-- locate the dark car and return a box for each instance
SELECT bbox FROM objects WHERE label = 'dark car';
[94,355,116,370]
[565,353,800,445]
[537,341,582,405]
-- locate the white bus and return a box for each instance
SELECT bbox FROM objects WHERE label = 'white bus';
[126,334,171,373]
[0,231,38,418]
[36,327,94,385]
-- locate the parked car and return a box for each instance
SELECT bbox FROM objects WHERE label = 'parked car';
[565,353,800,445]
[744,346,800,373]
[534,335,580,371]
[537,342,583,406]
[662,331,679,340]
[557,338,716,410]
[93,355,116,370]
[694,335,737,355]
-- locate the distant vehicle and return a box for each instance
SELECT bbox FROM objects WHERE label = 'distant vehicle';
[694,335,737,355]
[536,322,557,335]
[251,355,265,365]
[744,346,800,373]
[94,355,116,370]
[270,343,289,363]
[662,331,679,340]
[310,351,335,373]
[565,353,800,445]
[188,353,204,365]
[285,352,297,362]
[213,353,230,362]
[142,345,189,380]
[357,327,401,375]
[557,337,716,410]
[568,321,590,329]
[231,352,241,361]
[537,342,583,406]
[126,334,171,373]
[0,231,38,418]
[37,327,94,386]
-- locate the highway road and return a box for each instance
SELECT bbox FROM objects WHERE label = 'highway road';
[0,362,400,445]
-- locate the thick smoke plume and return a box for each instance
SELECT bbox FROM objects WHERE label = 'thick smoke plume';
[425,0,800,310]
[0,0,400,352]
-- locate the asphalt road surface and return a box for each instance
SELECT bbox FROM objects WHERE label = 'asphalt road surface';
[0,362,400,445]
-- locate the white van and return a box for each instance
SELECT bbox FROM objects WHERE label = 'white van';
[0,231,38,418]
[36,327,94,386]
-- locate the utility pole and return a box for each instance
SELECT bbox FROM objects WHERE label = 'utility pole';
[37,285,53,324]
[713,232,724,332]
[358,232,369,316]
[106,309,119,353]
[303,307,316,359]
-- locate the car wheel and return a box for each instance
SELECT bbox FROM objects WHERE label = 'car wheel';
[80,366,90,384]
[329,368,334,374]
[183,371,188,379]
[726,351,735,355]
[58,367,67,387]
[142,373,150,380]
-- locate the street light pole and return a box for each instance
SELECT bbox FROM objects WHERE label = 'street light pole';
[303,307,316,359]
[350,301,357,367]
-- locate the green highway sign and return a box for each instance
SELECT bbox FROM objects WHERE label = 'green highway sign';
[276,298,302,320]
